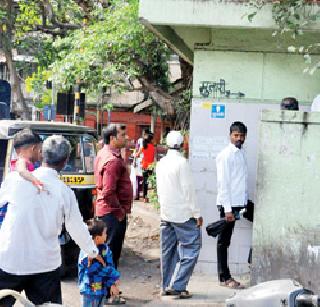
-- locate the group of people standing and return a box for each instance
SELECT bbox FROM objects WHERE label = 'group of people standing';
[156,122,249,297]
[0,120,250,305]
[133,129,155,202]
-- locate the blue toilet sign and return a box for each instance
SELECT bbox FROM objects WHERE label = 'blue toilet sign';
[211,104,225,118]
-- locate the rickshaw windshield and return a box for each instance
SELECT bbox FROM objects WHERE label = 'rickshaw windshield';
[10,133,96,174]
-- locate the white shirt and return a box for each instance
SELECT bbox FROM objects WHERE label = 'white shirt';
[216,143,248,213]
[311,94,320,112]
[156,149,200,223]
[0,166,98,275]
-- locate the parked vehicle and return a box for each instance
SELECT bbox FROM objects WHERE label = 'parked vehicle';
[226,279,319,307]
[0,120,97,276]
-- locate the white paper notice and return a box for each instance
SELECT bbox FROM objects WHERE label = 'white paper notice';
[191,136,228,160]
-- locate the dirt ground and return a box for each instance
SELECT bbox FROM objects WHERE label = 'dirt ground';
[13,201,161,306]
[61,201,162,306]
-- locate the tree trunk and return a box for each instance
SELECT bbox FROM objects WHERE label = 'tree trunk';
[1,0,30,119]
[4,48,30,119]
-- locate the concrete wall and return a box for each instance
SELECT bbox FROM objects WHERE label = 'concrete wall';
[190,48,317,276]
[193,50,320,103]
[251,110,320,293]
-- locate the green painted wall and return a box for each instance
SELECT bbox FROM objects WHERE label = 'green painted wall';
[193,50,320,104]
[251,110,320,292]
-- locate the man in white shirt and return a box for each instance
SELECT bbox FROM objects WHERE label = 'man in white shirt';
[0,135,101,306]
[311,94,320,112]
[216,121,248,289]
[156,131,202,299]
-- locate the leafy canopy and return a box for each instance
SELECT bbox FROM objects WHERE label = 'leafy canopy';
[41,0,170,95]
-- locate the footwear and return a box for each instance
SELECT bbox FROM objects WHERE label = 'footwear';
[143,197,149,203]
[161,289,192,299]
[105,295,126,305]
[161,289,179,296]
[177,290,192,299]
[220,278,244,289]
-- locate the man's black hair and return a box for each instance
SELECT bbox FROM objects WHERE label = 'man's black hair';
[103,124,126,144]
[87,218,107,239]
[230,121,247,135]
[281,97,299,111]
[13,128,41,150]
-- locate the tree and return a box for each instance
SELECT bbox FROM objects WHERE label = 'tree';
[1,0,193,123]
[0,1,30,118]
[0,0,104,118]
[46,0,192,117]
[249,0,320,75]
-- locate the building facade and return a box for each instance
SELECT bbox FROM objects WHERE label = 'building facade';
[139,0,320,276]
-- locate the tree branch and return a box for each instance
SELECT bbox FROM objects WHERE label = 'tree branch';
[38,0,82,35]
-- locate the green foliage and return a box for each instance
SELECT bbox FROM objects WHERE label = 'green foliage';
[174,89,192,130]
[49,0,170,94]
[15,1,41,38]
[25,68,52,106]
[248,0,320,75]
[146,163,159,209]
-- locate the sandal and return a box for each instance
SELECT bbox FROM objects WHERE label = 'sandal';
[220,278,244,289]
[178,290,192,299]
[161,289,192,299]
[105,295,126,305]
[161,289,180,296]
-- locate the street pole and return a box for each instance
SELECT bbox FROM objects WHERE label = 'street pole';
[74,80,81,125]
[51,79,54,122]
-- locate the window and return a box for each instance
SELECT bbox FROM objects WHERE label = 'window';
[82,134,96,173]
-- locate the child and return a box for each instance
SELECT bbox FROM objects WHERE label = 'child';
[0,128,43,229]
[10,128,44,190]
[78,219,124,306]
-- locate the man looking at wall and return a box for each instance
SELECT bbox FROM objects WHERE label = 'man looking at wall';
[156,130,202,299]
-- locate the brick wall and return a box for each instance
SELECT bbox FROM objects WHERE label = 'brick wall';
[51,110,171,144]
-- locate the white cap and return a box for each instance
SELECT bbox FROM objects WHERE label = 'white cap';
[166,130,184,148]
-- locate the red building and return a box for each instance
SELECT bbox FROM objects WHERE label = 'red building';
[52,109,171,145]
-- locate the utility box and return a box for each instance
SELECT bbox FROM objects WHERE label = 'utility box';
[252,110,320,293]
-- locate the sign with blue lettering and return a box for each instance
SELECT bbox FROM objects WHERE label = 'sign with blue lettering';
[211,104,225,118]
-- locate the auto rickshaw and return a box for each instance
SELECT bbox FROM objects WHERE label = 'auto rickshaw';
[0,120,97,275]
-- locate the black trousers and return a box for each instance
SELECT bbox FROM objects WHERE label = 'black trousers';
[216,207,242,282]
[100,213,127,269]
[142,170,152,198]
[0,267,61,306]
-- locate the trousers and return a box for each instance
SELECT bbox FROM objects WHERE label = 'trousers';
[100,213,127,269]
[0,267,61,306]
[160,218,201,291]
[216,207,242,282]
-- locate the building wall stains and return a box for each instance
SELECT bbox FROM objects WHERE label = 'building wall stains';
[251,110,320,293]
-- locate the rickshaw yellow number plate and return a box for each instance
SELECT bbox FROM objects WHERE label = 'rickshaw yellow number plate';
[60,175,95,185]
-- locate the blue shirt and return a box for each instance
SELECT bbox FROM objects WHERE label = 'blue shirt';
[78,244,120,297]
[0,203,8,229]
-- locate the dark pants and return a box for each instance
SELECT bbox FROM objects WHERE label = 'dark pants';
[142,170,152,198]
[0,267,61,306]
[100,213,127,269]
[216,207,242,282]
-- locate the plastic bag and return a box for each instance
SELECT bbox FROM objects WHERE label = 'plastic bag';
[130,164,137,199]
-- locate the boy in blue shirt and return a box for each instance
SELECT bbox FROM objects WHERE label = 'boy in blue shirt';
[78,219,124,306]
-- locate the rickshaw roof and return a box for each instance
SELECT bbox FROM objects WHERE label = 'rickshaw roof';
[0,120,97,138]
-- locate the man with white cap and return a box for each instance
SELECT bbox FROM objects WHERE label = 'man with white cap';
[156,130,202,299]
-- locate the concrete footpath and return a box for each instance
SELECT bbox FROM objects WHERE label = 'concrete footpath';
[146,274,247,307]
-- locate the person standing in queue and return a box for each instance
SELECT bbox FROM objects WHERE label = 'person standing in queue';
[94,124,133,268]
